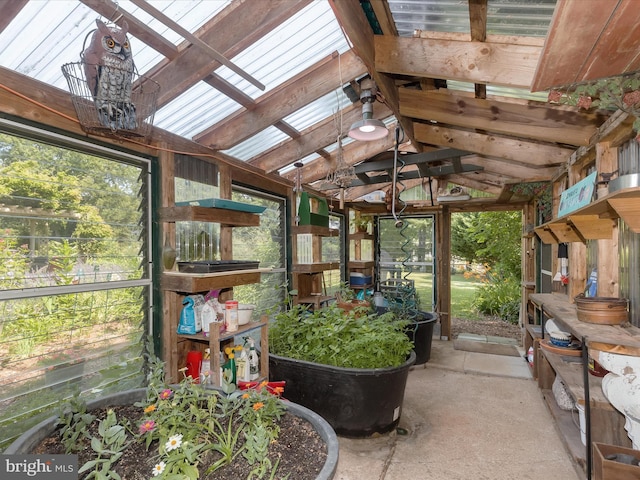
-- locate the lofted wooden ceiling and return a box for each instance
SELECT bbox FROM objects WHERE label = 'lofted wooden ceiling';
[1,0,639,209]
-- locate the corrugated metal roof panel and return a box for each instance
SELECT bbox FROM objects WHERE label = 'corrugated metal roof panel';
[388,0,556,37]
[387,0,471,36]
[0,1,228,87]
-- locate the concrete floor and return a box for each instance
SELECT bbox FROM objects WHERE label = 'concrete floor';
[333,339,582,480]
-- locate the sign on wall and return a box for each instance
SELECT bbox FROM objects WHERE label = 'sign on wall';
[557,171,598,217]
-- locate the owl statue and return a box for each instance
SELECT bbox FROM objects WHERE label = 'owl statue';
[82,19,137,130]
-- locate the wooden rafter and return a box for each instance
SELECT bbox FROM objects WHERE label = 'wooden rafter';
[400,89,607,146]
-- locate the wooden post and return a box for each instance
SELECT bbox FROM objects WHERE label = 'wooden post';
[436,206,451,339]
[596,142,619,297]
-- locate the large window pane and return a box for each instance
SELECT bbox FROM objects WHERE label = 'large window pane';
[0,128,150,449]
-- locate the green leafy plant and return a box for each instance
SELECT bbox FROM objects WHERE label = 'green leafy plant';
[79,409,129,480]
[351,214,373,232]
[57,396,97,454]
[269,304,413,368]
[473,274,521,324]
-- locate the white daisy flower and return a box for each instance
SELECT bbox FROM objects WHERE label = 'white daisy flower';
[152,461,166,476]
[165,433,183,452]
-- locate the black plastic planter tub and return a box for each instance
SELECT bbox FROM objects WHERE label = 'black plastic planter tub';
[405,311,438,364]
[269,351,416,438]
[375,308,438,365]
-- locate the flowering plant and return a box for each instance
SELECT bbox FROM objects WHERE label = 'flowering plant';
[56,354,289,480]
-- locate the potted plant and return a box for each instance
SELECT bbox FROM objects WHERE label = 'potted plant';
[351,214,373,233]
[268,304,415,437]
[334,281,370,313]
[7,354,339,480]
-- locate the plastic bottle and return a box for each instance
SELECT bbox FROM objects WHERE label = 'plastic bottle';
[200,348,210,384]
[248,338,260,381]
[225,300,239,332]
[236,341,250,383]
[221,351,237,393]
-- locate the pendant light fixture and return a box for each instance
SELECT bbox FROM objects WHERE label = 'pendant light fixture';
[348,77,388,141]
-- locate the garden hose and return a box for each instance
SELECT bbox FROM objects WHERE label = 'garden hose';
[390,125,418,324]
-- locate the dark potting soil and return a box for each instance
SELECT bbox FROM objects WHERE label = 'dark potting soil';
[33,405,327,480]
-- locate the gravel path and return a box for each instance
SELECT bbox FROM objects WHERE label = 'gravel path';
[451,316,523,344]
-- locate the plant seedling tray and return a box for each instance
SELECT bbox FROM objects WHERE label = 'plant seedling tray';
[177,260,260,273]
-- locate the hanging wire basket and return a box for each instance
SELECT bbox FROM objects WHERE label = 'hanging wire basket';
[61,62,160,141]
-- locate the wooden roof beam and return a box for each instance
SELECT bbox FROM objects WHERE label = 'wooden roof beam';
[401,89,606,146]
[469,0,488,99]
[0,0,28,34]
[413,123,573,166]
[374,35,541,89]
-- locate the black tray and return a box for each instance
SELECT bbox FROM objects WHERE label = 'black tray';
[177,260,260,273]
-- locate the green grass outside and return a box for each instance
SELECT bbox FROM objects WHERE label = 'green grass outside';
[381,271,484,321]
[450,273,485,321]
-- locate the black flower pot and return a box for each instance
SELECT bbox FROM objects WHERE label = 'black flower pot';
[405,311,438,364]
[269,351,416,438]
[376,308,438,365]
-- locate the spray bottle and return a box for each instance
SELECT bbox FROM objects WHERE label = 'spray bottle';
[248,338,260,381]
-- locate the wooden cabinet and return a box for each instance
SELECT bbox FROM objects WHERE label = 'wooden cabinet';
[528,293,640,476]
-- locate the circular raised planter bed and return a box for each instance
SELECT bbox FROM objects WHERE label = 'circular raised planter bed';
[6,388,339,480]
[269,351,416,438]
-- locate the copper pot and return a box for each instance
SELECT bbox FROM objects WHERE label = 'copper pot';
[574,294,629,325]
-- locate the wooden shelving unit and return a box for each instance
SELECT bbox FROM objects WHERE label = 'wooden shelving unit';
[291,223,339,309]
[535,186,640,244]
[159,205,260,226]
[348,229,374,292]
[177,317,269,386]
[528,293,640,477]
[158,153,269,385]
